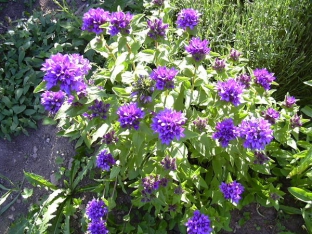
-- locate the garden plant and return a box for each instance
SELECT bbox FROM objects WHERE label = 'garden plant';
[3,0,312,233]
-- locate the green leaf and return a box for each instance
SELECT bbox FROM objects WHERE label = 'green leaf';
[15,88,24,100]
[34,81,47,93]
[110,167,120,179]
[42,117,57,125]
[112,87,128,97]
[21,188,33,199]
[2,96,12,108]
[302,208,312,233]
[288,147,312,178]
[18,48,25,66]
[301,106,312,118]
[0,190,12,206]
[288,187,312,204]
[24,171,57,190]
[12,105,26,114]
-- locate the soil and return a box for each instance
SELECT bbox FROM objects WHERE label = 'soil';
[0,1,308,234]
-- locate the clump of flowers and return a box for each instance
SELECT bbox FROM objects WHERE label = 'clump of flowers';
[147,18,169,40]
[117,102,145,130]
[131,75,154,104]
[88,221,109,234]
[102,131,119,145]
[236,74,251,88]
[220,181,244,204]
[96,150,116,171]
[81,8,110,34]
[41,53,91,94]
[216,78,244,106]
[151,108,187,145]
[109,11,133,36]
[40,90,65,114]
[238,117,273,150]
[185,37,210,62]
[212,118,237,147]
[86,199,108,220]
[262,108,280,124]
[141,175,160,202]
[253,68,276,90]
[230,49,241,61]
[150,66,178,90]
[290,114,302,128]
[176,8,200,30]
[83,100,110,120]
[161,155,177,171]
[152,0,164,6]
[212,58,226,71]
[254,151,270,165]
[193,117,207,132]
[185,210,213,234]
[285,95,297,108]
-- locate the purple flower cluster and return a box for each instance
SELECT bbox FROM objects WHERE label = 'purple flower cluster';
[220,181,244,204]
[151,108,187,145]
[152,0,164,6]
[102,130,119,145]
[236,74,251,88]
[254,151,269,165]
[230,49,241,61]
[109,11,133,36]
[238,117,273,150]
[131,75,154,104]
[176,8,200,30]
[253,68,276,90]
[161,156,177,171]
[117,102,144,130]
[262,108,280,124]
[212,118,237,147]
[285,95,297,108]
[86,199,109,234]
[147,18,169,40]
[41,53,91,94]
[83,100,110,120]
[216,78,244,106]
[193,117,207,132]
[40,90,65,114]
[185,37,210,62]
[96,150,116,171]
[185,210,213,234]
[141,175,168,202]
[291,114,302,128]
[81,8,110,34]
[150,66,178,90]
[212,58,226,71]
[86,199,108,220]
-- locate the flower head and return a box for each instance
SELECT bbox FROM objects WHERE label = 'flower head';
[185,37,210,62]
[83,100,110,120]
[220,181,244,204]
[161,156,177,171]
[216,78,244,106]
[253,68,276,90]
[109,11,133,36]
[40,90,65,114]
[81,8,110,34]
[152,0,164,6]
[212,118,237,147]
[212,58,226,71]
[96,150,116,171]
[142,175,160,195]
[185,210,213,234]
[102,130,119,145]
[238,117,273,150]
[41,53,91,94]
[230,49,241,61]
[254,151,269,165]
[285,95,297,108]
[290,114,302,128]
[147,18,168,40]
[86,199,108,220]
[151,108,187,145]
[131,75,154,104]
[117,102,145,130]
[262,108,280,124]
[193,117,207,132]
[176,8,200,30]
[150,66,178,90]
[88,220,109,234]
[236,74,251,88]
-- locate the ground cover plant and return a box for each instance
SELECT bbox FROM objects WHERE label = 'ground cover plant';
[5,0,312,233]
